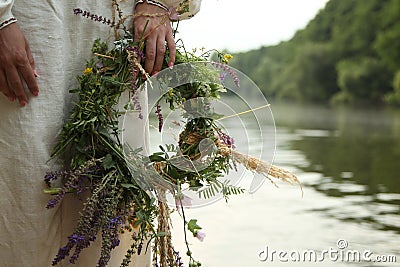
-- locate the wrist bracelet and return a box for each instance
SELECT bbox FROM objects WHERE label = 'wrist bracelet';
[0,17,17,30]
[134,12,166,18]
[134,7,180,21]
[135,0,169,11]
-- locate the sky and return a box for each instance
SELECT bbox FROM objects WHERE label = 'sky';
[175,0,330,52]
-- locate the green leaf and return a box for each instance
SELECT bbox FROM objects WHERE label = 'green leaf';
[43,188,62,195]
[187,219,202,236]
[149,154,165,162]
[103,154,115,170]
[156,232,166,237]
[121,183,137,189]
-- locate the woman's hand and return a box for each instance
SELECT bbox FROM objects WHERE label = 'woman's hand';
[133,3,176,75]
[0,23,38,106]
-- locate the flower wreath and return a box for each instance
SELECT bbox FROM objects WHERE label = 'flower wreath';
[44,2,301,267]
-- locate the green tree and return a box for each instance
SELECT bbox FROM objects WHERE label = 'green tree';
[274,43,338,102]
[384,70,400,105]
[335,57,391,103]
[251,56,282,97]
[229,0,399,105]
[374,22,400,72]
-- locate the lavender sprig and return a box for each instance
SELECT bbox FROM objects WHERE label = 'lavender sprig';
[210,61,240,87]
[174,250,185,267]
[73,8,114,27]
[45,159,101,209]
[217,130,235,148]
[129,63,144,119]
[155,103,164,132]
[127,46,145,59]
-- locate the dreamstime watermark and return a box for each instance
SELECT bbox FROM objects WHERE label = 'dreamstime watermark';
[258,239,397,264]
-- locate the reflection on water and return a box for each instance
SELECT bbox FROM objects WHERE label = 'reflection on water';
[273,102,400,235]
[170,101,400,267]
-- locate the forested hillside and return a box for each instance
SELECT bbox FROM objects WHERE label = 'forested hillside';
[230,0,400,105]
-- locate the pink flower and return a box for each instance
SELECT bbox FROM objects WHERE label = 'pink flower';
[195,231,206,242]
[175,194,192,209]
[168,7,180,21]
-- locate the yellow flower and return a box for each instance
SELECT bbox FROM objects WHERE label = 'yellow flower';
[224,54,233,62]
[83,67,93,75]
[168,87,175,97]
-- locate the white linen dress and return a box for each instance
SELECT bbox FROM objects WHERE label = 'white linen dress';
[0,1,201,266]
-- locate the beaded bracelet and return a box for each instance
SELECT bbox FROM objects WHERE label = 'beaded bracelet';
[135,0,169,12]
[134,12,167,18]
[0,17,17,30]
[134,8,180,21]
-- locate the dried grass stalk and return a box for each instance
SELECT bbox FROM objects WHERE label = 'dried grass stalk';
[156,188,177,267]
[179,132,303,194]
[180,131,206,145]
[219,144,303,195]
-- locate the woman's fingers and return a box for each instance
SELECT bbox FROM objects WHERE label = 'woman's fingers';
[134,3,177,75]
[144,36,157,75]
[6,67,28,106]
[142,26,168,75]
[153,33,167,74]
[24,37,39,96]
[0,71,15,101]
[166,32,176,67]
[0,23,39,106]
[142,27,174,75]
[18,62,39,97]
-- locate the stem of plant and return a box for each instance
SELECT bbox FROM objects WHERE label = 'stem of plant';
[180,199,197,264]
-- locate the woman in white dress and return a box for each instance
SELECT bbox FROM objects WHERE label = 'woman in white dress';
[0,0,201,266]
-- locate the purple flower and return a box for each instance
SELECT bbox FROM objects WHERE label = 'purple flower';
[46,193,66,209]
[174,250,185,267]
[52,245,71,265]
[73,8,83,15]
[219,72,227,82]
[73,8,113,27]
[218,131,235,148]
[109,216,122,225]
[168,7,180,21]
[130,92,143,120]
[44,172,57,187]
[108,215,123,229]
[127,46,145,59]
[130,65,144,119]
[211,61,240,87]
[155,103,163,132]
[111,238,120,249]
[68,234,85,244]
[96,61,104,69]
[195,231,206,242]
[175,194,192,209]
[46,199,58,209]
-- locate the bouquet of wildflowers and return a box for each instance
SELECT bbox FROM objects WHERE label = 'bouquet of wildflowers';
[44,2,301,267]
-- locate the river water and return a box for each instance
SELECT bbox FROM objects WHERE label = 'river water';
[166,102,400,267]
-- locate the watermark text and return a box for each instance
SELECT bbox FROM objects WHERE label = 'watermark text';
[258,239,397,263]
